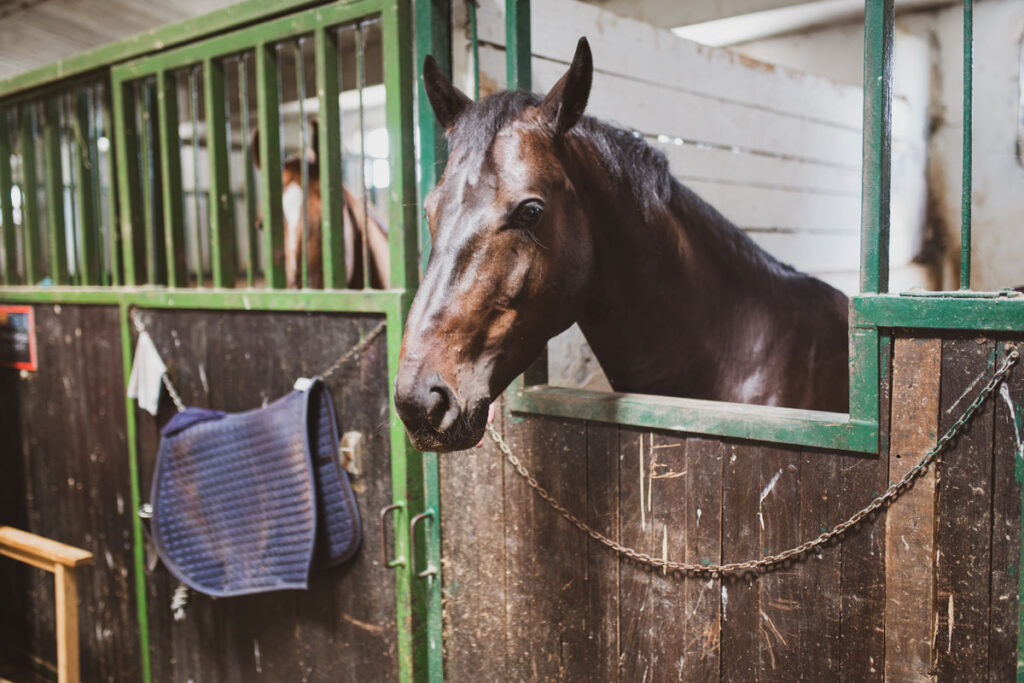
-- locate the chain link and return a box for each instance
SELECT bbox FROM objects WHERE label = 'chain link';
[487,346,1020,576]
[320,321,387,381]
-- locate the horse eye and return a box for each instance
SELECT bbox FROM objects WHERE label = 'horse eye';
[509,201,544,229]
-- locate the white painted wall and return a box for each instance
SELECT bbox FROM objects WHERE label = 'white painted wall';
[737,0,1024,291]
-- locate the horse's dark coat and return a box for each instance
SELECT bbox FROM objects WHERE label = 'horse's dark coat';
[396,39,849,452]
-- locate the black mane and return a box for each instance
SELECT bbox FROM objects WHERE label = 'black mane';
[454,89,798,281]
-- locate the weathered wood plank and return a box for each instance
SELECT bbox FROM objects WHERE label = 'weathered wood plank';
[796,444,842,679]
[720,441,762,681]
[503,415,589,680]
[838,332,891,680]
[616,427,656,682]
[680,436,724,680]
[438,403,509,682]
[584,422,619,680]
[884,336,942,680]
[756,446,803,677]
[988,339,1024,679]
[935,337,996,675]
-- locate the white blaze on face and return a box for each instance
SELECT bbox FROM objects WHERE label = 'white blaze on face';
[282,183,304,237]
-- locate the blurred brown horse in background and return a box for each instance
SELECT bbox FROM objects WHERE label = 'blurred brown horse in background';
[252,121,389,289]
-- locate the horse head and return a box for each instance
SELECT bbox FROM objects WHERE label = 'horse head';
[395,38,595,452]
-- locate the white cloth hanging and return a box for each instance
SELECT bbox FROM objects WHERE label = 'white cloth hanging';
[126,331,167,416]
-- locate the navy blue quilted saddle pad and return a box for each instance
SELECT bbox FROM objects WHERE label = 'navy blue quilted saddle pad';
[149,378,361,597]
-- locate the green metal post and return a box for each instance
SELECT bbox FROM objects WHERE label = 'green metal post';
[859,0,892,295]
[960,0,973,290]
[74,90,100,285]
[42,96,68,285]
[383,0,435,678]
[240,56,260,287]
[118,301,153,683]
[100,85,121,286]
[18,104,40,285]
[255,42,285,289]
[138,81,164,285]
[506,0,531,91]
[112,81,144,285]
[204,57,236,288]
[415,0,450,273]
[468,0,480,100]
[315,26,347,289]
[157,70,187,287]
[0,109,17,283]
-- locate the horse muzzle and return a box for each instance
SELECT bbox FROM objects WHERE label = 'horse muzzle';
[394,371,489,452]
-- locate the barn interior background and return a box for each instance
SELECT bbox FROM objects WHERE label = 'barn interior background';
[1,0,1023,681]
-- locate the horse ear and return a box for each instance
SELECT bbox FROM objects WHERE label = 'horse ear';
[423,54,471,129]
[249,127,261,170]
[540,37,592,136]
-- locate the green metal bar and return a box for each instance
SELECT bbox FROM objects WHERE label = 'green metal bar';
[62,95,81,286]
[188,69,204,287]
[117,301,153,683]
[505,0,530,91]
[848,325,879,445]
[0,109,17,283]
[960,0,973,290]
[355,25,372,290]
[86,87,107,286]
[138,81,163,285]
[315,26,346,289]
[256,42,285,289]
[157,70,186,288]
[74,90,99,285]
[204,57,236,288]
[111,0,382,82]
[415,0,450,273]
[100,85,121,286]
[18,105,40,285]
[506,381,877,453]
[381,0,426,676]
[0,284,401,312]
[853,292,1024,332]
[239,56,259,288]
[382,5,419,294]
[295,42,310,289]
[859,0,893,295]
[42,96,68,284]
[468,0,480,100]
[112,80,144,285]
[0,0,359,98]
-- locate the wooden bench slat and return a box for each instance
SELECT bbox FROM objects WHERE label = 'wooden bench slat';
[0,526,93,568]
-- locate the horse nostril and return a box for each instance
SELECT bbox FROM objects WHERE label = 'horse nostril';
[426,383,460,433]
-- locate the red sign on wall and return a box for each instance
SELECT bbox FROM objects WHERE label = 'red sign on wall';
[0,305,37,371]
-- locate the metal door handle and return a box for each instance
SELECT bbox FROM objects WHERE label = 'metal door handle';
[409,510,437,579]
[379,502,405,568]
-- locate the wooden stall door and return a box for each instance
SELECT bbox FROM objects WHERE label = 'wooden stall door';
[134,309,397,683]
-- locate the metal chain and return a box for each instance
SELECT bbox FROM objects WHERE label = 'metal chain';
[487,346,1020,576]
[129,310,384,410]
[320,321,386,381]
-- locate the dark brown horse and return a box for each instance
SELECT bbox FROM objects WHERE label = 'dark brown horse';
[395,39,849,452]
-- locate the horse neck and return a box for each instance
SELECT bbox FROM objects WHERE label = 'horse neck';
[563,133,793,397]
